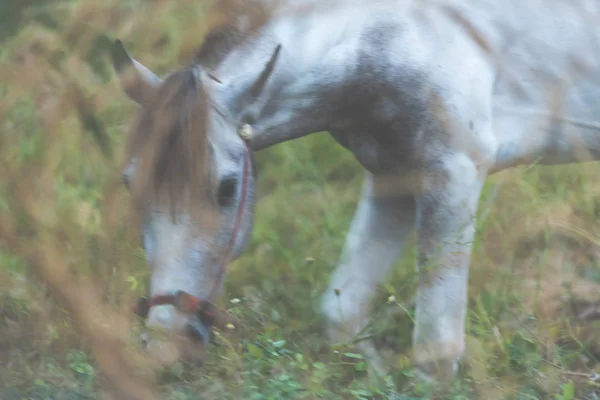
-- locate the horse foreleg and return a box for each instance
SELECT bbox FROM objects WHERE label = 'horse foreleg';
[412,154,486,382]
[321,171,416,377]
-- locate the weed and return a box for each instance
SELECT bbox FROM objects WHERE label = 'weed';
[0,0,599,399]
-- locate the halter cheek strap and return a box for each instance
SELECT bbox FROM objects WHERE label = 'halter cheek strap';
[207,124,252,300]
[134,124,253,323]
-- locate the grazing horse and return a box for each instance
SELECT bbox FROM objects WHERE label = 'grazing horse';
[111,0,600,382]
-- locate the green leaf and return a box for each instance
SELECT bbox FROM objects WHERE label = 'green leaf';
[127,276,138,291]
[557,381,574,400]
[343,352,364,359]
[247,343,263,359]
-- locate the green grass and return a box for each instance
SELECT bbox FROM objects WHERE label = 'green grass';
[1,1,599,399]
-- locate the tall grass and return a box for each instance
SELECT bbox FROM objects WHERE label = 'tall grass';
[0,1,599,399]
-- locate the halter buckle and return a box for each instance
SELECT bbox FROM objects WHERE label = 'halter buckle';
[238,123,253,141]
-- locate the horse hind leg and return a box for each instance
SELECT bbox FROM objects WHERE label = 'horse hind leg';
[320,172,416,378]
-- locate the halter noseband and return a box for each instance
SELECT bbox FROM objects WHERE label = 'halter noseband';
[133,123,253,328]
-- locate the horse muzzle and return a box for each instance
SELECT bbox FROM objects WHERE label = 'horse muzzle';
[146,304,213,344]
[134,291,217,365]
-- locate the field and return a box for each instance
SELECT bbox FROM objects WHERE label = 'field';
[0,1,599,399]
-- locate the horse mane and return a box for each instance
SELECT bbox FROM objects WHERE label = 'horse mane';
[123,0,289,223]
[195,0,283,68]
[204,0,283,35]
[124,67,215,223]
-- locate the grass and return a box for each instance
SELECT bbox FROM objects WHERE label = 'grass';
[0,0,599,399]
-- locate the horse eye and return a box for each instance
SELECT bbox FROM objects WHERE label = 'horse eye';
[217,178,237,207]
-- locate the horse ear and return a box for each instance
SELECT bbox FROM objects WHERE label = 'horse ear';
[234,44,282,113]
[205,70,223,84]
[247,44,282,100]
[111,39,162,104]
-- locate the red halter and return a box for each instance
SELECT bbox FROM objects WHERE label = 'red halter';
[134,130,252,324]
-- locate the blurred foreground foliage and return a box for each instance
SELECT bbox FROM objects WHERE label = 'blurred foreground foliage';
[0,0,599,399]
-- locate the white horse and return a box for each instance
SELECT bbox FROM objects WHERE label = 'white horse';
[112,0,600,382]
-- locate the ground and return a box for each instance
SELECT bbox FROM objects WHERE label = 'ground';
[0,1,599,399]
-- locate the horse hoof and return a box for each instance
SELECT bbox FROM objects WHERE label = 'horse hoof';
[414,358,458,383]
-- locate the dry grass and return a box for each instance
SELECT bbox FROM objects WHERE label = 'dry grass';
[0,1,599,399]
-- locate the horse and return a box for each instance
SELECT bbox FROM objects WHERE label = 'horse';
[111,0,600,382]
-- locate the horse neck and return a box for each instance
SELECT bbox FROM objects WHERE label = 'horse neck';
[204,10,362,150]
[205,0,600,153]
